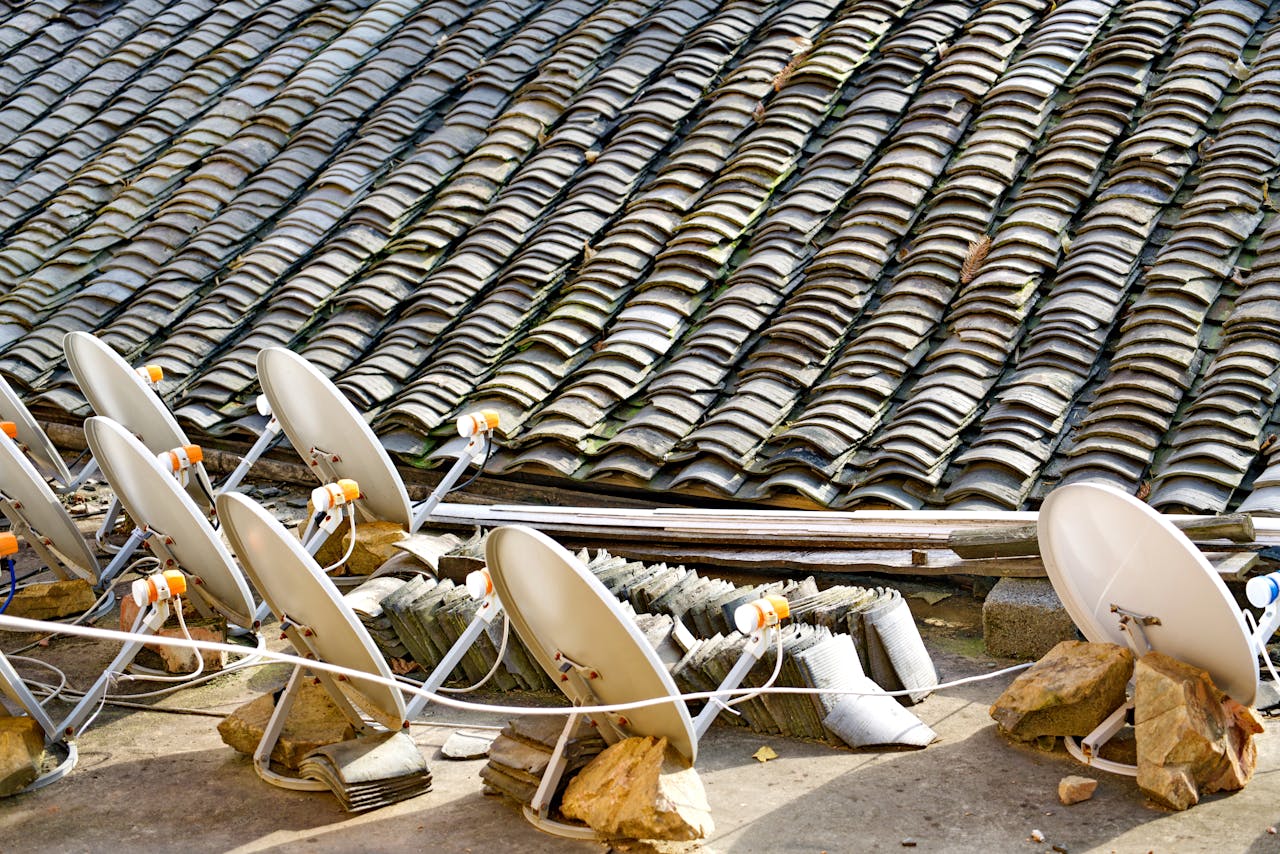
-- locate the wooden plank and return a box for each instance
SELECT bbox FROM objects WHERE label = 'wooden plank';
[949,514,1259,559]
[552,543,1049,577]
[1211,551,1260,580]
[1175,514,1255,543]
[948,524,1039,559]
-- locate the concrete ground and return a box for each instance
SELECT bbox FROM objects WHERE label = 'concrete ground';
[4,588,1280,854]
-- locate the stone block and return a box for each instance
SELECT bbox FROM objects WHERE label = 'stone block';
[6,578,96,620]
[1134,651,1262,810]
[0,715,45,797]
[982,578,1079,659]
[441,730,494,760]
[1058,775,1098,805]
[217,680,355,770]
[989,641,1133,742]
[560,736,712,841]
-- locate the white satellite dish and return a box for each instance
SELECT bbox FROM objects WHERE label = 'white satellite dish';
[0,433,100,583]
[485,526,794,838]
[41,418,260,742]
[0,374,71,486]
[62,332,215,513]
[487,525,697,762]
[256,347,412,530]
[0,650,77,793]
[84,417,255,628]
[218,492,406,781]
[1039,482,1258,774]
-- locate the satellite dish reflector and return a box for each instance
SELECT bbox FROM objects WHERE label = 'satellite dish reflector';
[62,332,214,511]
[485,525,697,762]
[0,375,71,485]
[256,347,411,530]
[1039,482,1256,706]
[83,417,255,628]
[0,433,99,582]
[216,490,406,729]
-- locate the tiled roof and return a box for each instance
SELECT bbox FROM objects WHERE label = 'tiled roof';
[2,0,1280,512]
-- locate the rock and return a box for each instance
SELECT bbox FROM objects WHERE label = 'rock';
[1133,651,1263,810]
[312,517,409,575]
[441,730,495,760]
[5,578,96,620]
[0,715,45,797]
[560,736,712,842]
[989,641,1133,742]
[982,578,1079,659]
[1058,775,1098,805]
[119,595,226,673]
[218,680,356,770]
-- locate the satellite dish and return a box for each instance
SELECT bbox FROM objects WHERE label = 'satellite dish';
[62,332,215,512]
[216,490,406,729]
[256,347,412,530]
[486,525,697,762]
[0,375,71,486]
[0,433,99,583]
[83,417,255,629]
[1039,482,1256,707]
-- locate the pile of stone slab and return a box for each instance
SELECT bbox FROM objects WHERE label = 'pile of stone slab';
[297,731,433,812]
[345,543,939,745]
[354,574,556,691]
[480,716,607,808]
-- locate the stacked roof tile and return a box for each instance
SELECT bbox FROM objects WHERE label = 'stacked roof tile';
[2,0,1280,512]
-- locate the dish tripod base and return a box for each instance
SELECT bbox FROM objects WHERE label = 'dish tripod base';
[252,617,384,791]
[1064,602,1157,777]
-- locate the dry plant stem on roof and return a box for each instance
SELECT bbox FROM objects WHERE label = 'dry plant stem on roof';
[960,235,992,285]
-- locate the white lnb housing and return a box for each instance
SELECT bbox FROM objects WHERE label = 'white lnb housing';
[456,410,500,438]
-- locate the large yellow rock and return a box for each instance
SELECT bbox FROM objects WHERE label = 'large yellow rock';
[0,715,45,796]
[560,736,712,841]
[989,641,1133,742]
[6,578,96,620]
[310,515,407,576]
[1134,651,1262,810]
[217,680,355,770]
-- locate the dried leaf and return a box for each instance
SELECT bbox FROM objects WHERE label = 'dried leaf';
[772,60,796,92]
[582,239,597,263]
[771,48,811,92]
[752,101,766,123]
[1135,481,1151,501]
[753,745,778,763]
[960,235,991,284]
[390,658,420,675]
[1262,434,1276,453]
